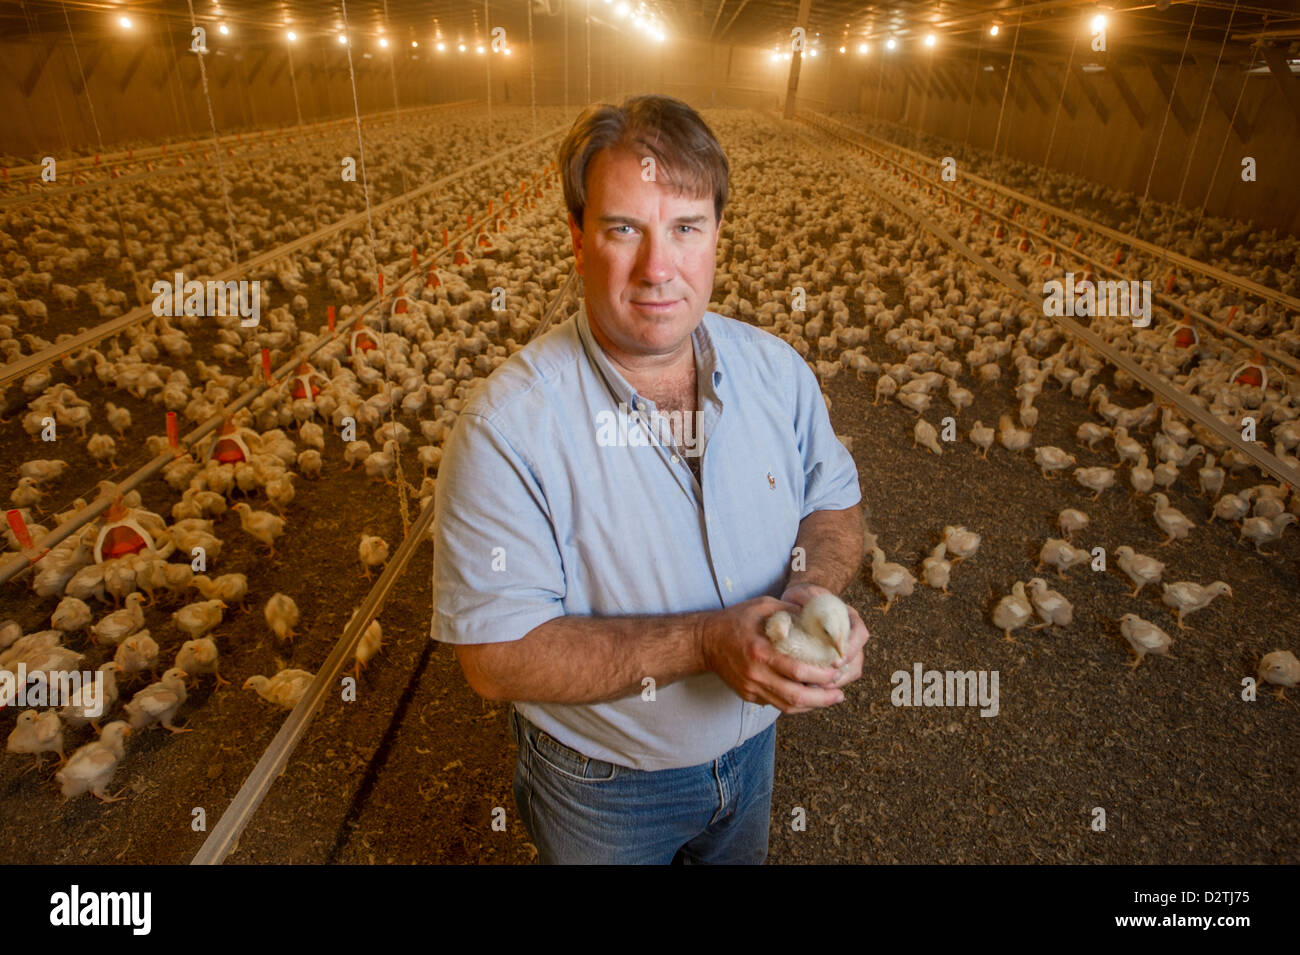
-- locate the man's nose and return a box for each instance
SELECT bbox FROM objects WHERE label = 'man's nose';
[636,231,675,285]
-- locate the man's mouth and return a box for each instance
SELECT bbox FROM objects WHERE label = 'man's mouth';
[632,300,680,312]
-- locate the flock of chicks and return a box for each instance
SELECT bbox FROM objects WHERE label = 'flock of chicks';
[832,110,1300,299]
[716,114,1298,694]
[1,112,572,803]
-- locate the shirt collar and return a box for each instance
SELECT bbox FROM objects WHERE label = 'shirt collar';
[575,299,725,413]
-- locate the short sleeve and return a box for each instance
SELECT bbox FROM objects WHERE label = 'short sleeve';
[430,411,566,645]
[790,351,862,519]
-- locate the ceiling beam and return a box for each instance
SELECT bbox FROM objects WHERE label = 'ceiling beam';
[1147,60,1196,136]
[21,37,57,98]
[1018,62,1051,112]
[1070,65,1109,123]
[1108,65,1147,127]
[1259,43,1300,130]
[118,47,147,94]
[1197,58,1251,142]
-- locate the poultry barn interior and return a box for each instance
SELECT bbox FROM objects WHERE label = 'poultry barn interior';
[1,0,1298,868]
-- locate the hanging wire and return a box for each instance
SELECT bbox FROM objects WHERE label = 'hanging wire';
[564,0,569,112]
[1034,27,1079,202]
[182,0,243,271]
[381,0,411,195]
[286,29,321,230]
[340,0,410,532]
[156,13,187,138]
[962,28,985,149]
[1176,0,1239,209]
[60,0,138,303]
[991,4,1023,156]
[21,3,72,157]
[1133,1,1200,241]
[1190,38,1259,250]
[485,0,493,151]
[586,0,592,103]
[528,0,537,134]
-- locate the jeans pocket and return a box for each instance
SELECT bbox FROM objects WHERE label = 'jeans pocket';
[523,720,619,784]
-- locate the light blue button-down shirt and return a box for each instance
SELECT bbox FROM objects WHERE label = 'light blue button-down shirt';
[430,300,861,770]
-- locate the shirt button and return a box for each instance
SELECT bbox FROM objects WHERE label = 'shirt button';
[671,454,680,463]
[725,577,733,590]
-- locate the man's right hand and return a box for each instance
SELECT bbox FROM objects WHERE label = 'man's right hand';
[697,597,846,714]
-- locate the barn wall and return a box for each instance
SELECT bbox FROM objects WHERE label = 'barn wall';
[835,51,1300,235]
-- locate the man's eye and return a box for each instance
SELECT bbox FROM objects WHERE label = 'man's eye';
[677,225,695,234]
[613,225,634,235]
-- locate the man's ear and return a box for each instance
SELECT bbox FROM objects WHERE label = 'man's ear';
[568,212,584,276]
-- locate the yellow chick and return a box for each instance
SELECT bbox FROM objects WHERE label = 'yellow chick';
[869,546,915,614]
[172,599,226,641]
[1161,581,1231,631]
[114,631,160,679]
[992,581,1034,642]
[264,593,300,642]
[358,534,390,580]
[175,638,229,688]
[1119,613,1172,668]
[354,618,384,679]
[90,593,146,646]
[243,668,314,709]
[231,502,286,557]
[191,573,249,610]
[1257,650,1300,699]
[7,709,64,769]
[125,668,190,733]
[55,722,131,802]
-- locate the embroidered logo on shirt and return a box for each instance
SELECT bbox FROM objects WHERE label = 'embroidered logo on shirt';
[767,472,776,490]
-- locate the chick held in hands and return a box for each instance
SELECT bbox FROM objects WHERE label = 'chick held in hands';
[763,593,852,668]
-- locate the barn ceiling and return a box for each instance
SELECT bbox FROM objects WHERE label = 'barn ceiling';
[2,0,1297,68]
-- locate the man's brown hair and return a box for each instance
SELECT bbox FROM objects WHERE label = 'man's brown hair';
[557,94,729,229]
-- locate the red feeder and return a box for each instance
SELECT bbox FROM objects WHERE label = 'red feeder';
[1230,351,1267,389]
[211,418,251,464]
[1164,274,1176,295]
[328,304,336,331]
[166,411,182,455]
[392,294,410,315]
[1171,318,1199,348]
[1016,233,1033,253]
[1039,250,1057,268]
[1225,305,1239,326]
[1113,248,1123,267]
[992,224,1007,240]
[6,509,40,560]
[350,327,378,355]
[261,347,273,383]
[453,243,469,265]
[290,361,325,401]
[477,231,493,248]
[93,499,154,564]
[425,269,441,289]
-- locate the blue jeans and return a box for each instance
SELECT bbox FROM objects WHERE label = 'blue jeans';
[510,706,776,865]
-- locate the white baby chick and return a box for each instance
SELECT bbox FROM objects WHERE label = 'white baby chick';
[1257,650,1300,699]
[869,547,916,614]
[1038,538,1089,579]
[354,618,384,679]
[124,668,190,732]
[920,542,951,593]
[1026,578,1073,628]
[55,721,131,802]
[942,525,981,561]
[114,631,160,679]
[1151,493,1195,545]
[1114,546,1165,597]
[1074,466,1116,499]
[358,533,389,580]
[992,581,1034,642]
[913,419,943,456]
[1119,614,1172,668]
[1058,508,1089,540]
[172,599,226,640]
[175,638,228,688]
[51,596,92,635]
[264,593,300,642]
[6,709,64,768]
[243,668,314,709]
[1160,580,1232,630]
[90,593,146,646]
[60,662,122,730]
[763,593,851,667]
[968,420,995,458]
[1033,446,1076,478]
[1239,513,1297,554]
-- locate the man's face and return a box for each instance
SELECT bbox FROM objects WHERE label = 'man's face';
[569,146,719,364]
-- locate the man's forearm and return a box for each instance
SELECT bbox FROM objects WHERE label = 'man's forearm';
[459,611,711,704]
[784,504,866,596]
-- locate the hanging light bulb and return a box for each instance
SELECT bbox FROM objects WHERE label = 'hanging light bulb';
[119,15,133,29]
[218,23,230,35]
[858,42,868,53]
[989,24,1000,36]
[286,30,297,42]
[379,37,389,48]
[886,37,896,50]
[924,33,936,47]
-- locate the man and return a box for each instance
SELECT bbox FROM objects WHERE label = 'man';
[431,94,868,864]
